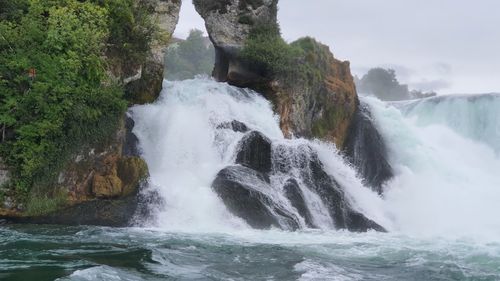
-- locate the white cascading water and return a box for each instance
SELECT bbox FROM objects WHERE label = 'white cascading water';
[130,78,385,232]
[365,94,500,239]
[131,77,500,239]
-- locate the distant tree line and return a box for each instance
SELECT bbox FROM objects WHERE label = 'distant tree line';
[355,68,437,101]
[164,29,215,80]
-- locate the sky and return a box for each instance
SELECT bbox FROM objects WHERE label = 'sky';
[175,1,500,94]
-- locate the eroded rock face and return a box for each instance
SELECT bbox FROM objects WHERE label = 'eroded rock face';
[150,0,182,62]
[276,38,358,148]
[193,0,278,81]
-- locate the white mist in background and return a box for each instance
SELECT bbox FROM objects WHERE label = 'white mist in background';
[366,95,500,239]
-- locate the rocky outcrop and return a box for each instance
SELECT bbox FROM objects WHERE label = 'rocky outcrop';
[194,1,357,148]
[193,0,278,81]
[150,0,182,62]
[344,104,393,194]
[275,38,358,147]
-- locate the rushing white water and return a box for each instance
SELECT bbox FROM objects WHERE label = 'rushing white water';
[131,78,383,232]
[365,94,500,239]
[131,78,500,241]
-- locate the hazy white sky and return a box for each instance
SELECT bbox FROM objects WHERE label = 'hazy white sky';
[175,1,500,94]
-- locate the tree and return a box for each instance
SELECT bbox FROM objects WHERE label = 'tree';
[356,68,410,101]
[164,29,215,80]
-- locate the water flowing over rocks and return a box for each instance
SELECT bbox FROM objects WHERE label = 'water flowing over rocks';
[212,129,385,232]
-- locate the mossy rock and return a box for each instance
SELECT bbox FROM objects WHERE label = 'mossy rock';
[117,156,148,197]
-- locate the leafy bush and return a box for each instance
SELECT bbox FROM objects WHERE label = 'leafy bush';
[240,26,327,89]
[240,24,302,78]
[102,0,158,65]
[0,0,147,200]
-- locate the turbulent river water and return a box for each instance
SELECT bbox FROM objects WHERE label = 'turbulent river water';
[1,79,499,280]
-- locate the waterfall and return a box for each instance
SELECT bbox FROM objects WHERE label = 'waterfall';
[365,94,500,238]
[131,78,500,239]
[130,78,385,232]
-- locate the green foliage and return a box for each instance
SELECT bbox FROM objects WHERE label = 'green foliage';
[164,29,215,80]
[240,27,326,89]
[240,24,302,77]
[101,0,158,64]
[356,68,411,101]
[0,0,136,199]
[25,189,67,216]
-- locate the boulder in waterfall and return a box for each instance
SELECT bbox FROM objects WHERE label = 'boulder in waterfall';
[212,166,300,230]
[123,114,141,157]
[235,131,272,174]
[344,104,393,194]
[216,120,249,133]
[282,178,317,228]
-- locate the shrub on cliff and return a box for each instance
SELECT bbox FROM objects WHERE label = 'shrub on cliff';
[240,27,326,89]
[0,0,155,202]
[240,24,302,77]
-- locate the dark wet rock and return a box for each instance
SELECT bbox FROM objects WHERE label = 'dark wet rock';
[344,104,393,194]
[9,193,139,227]
[272,143,385,232]
[123,114,141,157]
[212,165,299,230]
[306,152,385,232]
[282,178,316,228]
[216,120,249,133]
[235,131,272,174]
[344,209,386,232]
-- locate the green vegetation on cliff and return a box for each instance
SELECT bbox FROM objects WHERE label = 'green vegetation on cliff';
[240,25,357,146]
[0,0,156,203]
[240,24,300,78]
[240,26,324,88]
